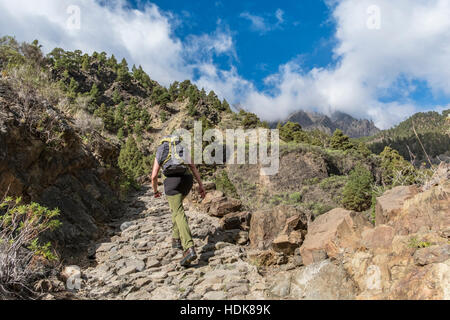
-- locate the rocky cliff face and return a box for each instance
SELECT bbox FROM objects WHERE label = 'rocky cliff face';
[274,110,380,138]
[0,80,122,258]
[269,163,450,300]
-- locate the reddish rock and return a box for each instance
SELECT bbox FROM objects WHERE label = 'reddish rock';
[375,185,419,226]
[300,208,371,266]
[247,249,288,266]
[388,262,450,300]
[272,230,303,255]
[361,225,395,250]
[413,244,450,266]
[202,190,224,207]
[220,211,251,231]
[249,205,307,250]
[208,197,242,217]
[393,180,450,235]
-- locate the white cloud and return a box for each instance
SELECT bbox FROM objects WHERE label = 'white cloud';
[241,0,450,128]
[240,9,285,34]
[275,9,284,24]
[0,0,191,86]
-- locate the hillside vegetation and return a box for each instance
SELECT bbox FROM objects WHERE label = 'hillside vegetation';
[364,110,450,166]
[0,36,441,299]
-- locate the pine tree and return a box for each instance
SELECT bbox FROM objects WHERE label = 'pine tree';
[330,129,354,151]
[81,54,90,71]
[117,58,131,84]
[89,83,100,104]
[67,78,78,99]
[118,136,145,180]
[169,81,179,101]
[379,146,416,186]
[117,127,124,140]
[112,89,121,105]
[108,54,118,70]
[222,99,231,113]
[342,165,374,212]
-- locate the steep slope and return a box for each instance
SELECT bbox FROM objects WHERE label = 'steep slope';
[365,110,450,165]
[0,75,122,258]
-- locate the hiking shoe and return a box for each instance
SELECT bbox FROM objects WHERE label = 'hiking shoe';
[180,247,197,267]
[172,238,182,250]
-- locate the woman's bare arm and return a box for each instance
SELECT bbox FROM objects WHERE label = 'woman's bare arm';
[188,163,206,199]
[151,157,161,197]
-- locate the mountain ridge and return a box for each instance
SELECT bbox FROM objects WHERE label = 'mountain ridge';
[270,110,380,138]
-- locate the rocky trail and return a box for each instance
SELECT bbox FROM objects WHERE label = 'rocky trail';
[75,186,269,300]
[62,162,449,301]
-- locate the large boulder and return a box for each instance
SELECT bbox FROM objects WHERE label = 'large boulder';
[300,208,371,266]
[341,176,450,300]
[392,180,450,235]
[272,231,303,255]
[249,205,307,250]
[361,225,395,250]
[272,215,306,254]
[194,190,242,217]
[414,244,450,266]
[375,185,419,226]
[208,197,242,217]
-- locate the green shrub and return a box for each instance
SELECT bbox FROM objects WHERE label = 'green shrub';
[215,171,238,198]
[408,237,432,249]
[330,129,354,151]
[239,110,263,129]
[160,111,168,123]
[379,146,417,186]
[0,197,61,298]
[288,192,302,204]
[342,165,374,212]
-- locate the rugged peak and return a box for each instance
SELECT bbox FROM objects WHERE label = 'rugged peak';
[274,109,380,138]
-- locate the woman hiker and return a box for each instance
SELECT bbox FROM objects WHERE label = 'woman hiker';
[151,136,206,267]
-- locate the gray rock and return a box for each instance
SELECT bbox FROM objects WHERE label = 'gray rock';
[120,221,135,232]
[203,291,227,300]
[289,260,357,300]
[269,273,291,298]
[215,242,233,250]
[227,285,249,296]
[146,258,161,268]
[125,290,152,300]
[117,266,137,276]
[126,259,146,272]
[149,271,168,281]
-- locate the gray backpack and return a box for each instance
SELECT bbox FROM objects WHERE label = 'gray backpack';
[158,136,187,176]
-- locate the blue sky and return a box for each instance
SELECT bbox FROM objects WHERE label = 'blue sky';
[1,0,450,128]
[135,0,336,91]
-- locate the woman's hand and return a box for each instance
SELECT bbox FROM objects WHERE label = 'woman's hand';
[198,185,206,199]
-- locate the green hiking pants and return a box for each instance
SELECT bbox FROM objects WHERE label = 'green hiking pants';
[167,193,194,250]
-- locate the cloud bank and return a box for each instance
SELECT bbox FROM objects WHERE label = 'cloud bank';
[243,0,450,128]
[1,0,449,129]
